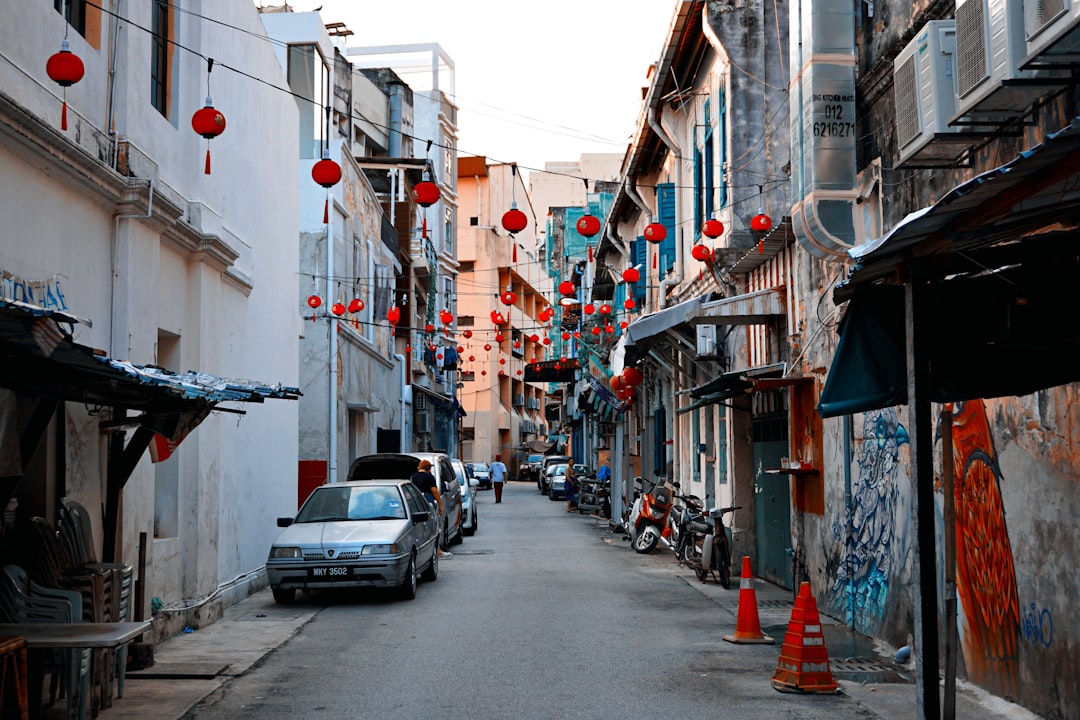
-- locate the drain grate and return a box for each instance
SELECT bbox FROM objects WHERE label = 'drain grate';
[830,658,913,684]
[758,599,793,609]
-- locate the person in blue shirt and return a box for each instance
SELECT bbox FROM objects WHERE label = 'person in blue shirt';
[597,464,611,482]
[490,454,508,503]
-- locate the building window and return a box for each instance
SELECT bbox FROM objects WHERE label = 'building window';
[288,44,328,159]
[150,0,172,117]
[55,0,86,36]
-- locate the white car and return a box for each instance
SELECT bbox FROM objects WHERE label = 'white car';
[468,462,492,489]
[452,458,479,536]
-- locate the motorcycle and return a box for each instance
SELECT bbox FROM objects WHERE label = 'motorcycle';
[669,487,704,563]
[680,504,741,588]
[626,475,675,554]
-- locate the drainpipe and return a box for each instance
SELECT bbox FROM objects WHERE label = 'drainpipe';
[327,177,338,483]
[388,83,404,157]
[789,0,859,258]
[604,223,629,259]
[389,169,396,225]
[624,179,655,313]
[649,106,683,308]
[396,353,409,450]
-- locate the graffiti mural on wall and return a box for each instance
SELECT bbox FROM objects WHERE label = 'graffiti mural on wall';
[830,408,908,632]
[946,400,1019,698]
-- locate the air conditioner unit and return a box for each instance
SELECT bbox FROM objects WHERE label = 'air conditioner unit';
[415,413,430,433]
[696,325,719,358]
[1024,0,1080,67]
[894,21,973,167]
[526,397,540,410]
[512,393,525,407]
[953,0,1065,124]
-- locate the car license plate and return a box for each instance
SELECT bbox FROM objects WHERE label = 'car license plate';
[309,567,352,580]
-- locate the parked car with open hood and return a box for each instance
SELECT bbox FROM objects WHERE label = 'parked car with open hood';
[266,479,438,602]
[347,452,464,550]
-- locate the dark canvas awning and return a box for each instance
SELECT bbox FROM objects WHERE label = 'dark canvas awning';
[678,364,786,414]
[820,117,1080,417]
[623,293,717,353]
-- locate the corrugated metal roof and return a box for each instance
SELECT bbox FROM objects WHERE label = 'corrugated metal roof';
[0,300,300,411]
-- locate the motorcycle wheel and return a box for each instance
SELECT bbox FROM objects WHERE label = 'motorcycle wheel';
[632,527,658,554]
[717,538,732,588]
[694,565,709,582]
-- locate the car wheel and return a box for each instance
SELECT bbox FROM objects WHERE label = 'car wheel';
[451,520,464,545]
[399,553,418,600]
[421,548,438,582]
[440,520,450,551]
[464,509,477,536]
[272,587,295,604]
[549,491,559,501]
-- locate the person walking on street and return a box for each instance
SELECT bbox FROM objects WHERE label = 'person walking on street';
[564,460,578,513]
[490,454,508,503]
[410,459,449,558]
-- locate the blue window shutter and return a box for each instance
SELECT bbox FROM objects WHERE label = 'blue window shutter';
[693,146,703,234]
[632,237,646,306]
[657,183,676,278]
[718,90,728,208]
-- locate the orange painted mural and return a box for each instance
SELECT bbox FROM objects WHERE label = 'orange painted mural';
[946,399,1019,698]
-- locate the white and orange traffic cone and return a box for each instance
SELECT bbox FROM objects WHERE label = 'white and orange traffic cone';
[770,581,840,693]
[723,556,774,644]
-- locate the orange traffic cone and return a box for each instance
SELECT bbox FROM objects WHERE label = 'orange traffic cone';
[771,581,840,693]
[722,556,774,644]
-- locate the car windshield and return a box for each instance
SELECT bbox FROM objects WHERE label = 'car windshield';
[470,464,489,473]
[548,464,567,476]
[528,455,544,463]
[295,485,407,522]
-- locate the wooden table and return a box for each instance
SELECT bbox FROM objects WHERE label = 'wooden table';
[0,622,150,720]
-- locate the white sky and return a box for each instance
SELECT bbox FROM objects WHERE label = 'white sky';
[302,1,677,176]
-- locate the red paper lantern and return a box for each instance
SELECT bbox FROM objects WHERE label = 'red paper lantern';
[599,303,612,315]
[424,323,435,333]
[592,326,602,335]
[584,303,595,315]
[605,325,614,333]
[468,355,475,362]
[307,295,322,309]
[413,179,440,207]
[463,329,473,339]
[191,100,226,175]
[539,307,553,322]
[514,341,521,349]
[457,346,465,352]
[611,375,623,392]
[619,321,628,329]
[516,369,522,375]
[622,366,644,386]
[348,298,364,313]
[702,218,724,238]
[644,222,667,243]
[558,280,575,296]
[484,343,492,351]
[495,333,504,343]
[573,331,581,339]
[386,306,400,325]
[624,386,637,401]
[481,370,487,376]
[691,244,713,262]
[751,213,773,232]
[561,332,570,341]
[576,214,601,238]
[624,298,635,310]
[542,337,551,345]
[331,302,345,316]
[498,370,506,377]
[622,267,640,283]
[46,40,84,131]
[502,203,528,234]
[490,310,505,325]
[499,358,506,365]
[312,157,342,188]
[439,309,454,325]
[529,334,540,343]
[501,291,517,306]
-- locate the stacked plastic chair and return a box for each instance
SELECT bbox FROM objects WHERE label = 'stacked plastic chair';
[57,499,134,705]
[0,564,91,720]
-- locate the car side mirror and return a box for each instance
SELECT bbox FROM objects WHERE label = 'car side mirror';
[469,478,480,488]
[412,510,431,523]
[277,517,294,527]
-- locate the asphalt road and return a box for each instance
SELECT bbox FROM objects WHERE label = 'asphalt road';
[184,481,878,720]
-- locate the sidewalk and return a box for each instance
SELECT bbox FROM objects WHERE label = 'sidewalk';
[64,520,1039,720]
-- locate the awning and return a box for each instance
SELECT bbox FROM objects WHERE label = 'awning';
[678,364,786,414]
[693,287,786,325]
[623,293,717,352]
[820,117,1080,417]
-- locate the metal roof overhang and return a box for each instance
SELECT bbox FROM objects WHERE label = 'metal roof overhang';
[820,117,1080,417]
[678,363,788,414]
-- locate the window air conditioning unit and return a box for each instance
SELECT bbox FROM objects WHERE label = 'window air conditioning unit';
[894,21,973,167]
[1024,0,1080,67]
[512,393,525,407]
[696,325,720,358]
[526,397,540,410]
[953,0,1065,124]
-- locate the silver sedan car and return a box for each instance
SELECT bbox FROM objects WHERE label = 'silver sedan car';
[266,480,439,602]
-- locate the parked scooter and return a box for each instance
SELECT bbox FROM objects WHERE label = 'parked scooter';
[680,504,741,588]
[626,474,675,553]
[669,487,704,563]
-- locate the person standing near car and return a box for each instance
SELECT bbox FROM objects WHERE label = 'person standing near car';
[564,460,578,513]
[410,459,447,557]
[490,454,508,503]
